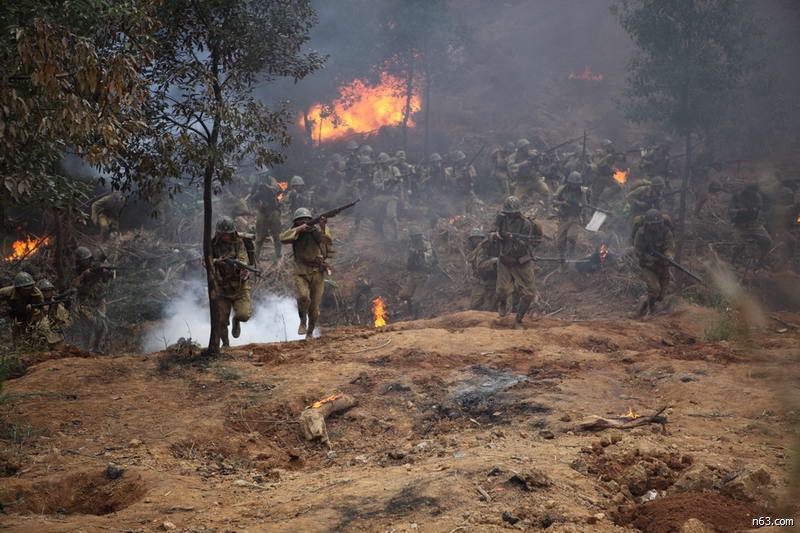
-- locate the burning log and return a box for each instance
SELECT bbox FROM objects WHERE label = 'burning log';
[578,405,668,432]
[299,393,357,444]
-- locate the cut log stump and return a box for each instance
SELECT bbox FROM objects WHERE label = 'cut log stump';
[299,394,357,444]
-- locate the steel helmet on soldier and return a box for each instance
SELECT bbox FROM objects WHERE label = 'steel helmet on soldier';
[394,150,406,161]
[567,171,583,185]
[359,155,373,166]
[429,153,443,162]
[76,246,93,261]
[13,271,35,288]
[216,216,236,234]
[452,150,466,162]
[290,175,305,187]
[644,209,663,225]
[468,227,484,241]
[505,141,516,152]
[359,144,373,156]
[651,176,666,189]
[36,278,55,291]
[516,138,530,150]
[502,196,522,214]
[293,207,313,222]
[346,140,359,151]
[377,152,391,164]
[601,139,614,148]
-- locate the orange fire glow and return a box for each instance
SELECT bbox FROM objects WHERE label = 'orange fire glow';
[448,215,463,225]
[301,71,422,143]
[796,215,800,223]
[568,65,604,81]
[277,181,288,200]
[373,296,387,328]
[311,393,343,409]
[613,168,629,184]
[4,236,51,261]
[619,407,641,420]
[598,243,608,263]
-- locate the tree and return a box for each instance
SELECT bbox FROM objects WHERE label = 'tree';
[118,0,324,354]
[612,0,758,258]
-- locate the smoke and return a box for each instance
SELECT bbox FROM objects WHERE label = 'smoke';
[141,280,309,352]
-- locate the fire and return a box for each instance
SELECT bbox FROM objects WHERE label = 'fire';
[311,393,343,409]
[796,215,800,223]
[277,181,288,201]
[448,215,463,224]
[372,296,387,328]
[598,243,608,263]
[613,168,629,184]
[4,235,51,261]
[619,407,641,420]
[301,71,422,143]
[568,65,604,81]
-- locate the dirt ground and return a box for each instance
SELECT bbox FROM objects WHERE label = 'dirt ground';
[1,303,798,532]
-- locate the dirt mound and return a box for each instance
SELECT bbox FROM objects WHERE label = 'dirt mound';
[618,491,767,533]
[1,469,147,516]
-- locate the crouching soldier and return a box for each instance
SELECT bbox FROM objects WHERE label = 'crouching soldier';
[35,278,72,350]
[211,217,252,347]
[0,272,44,348]
[633,209,675,317]
[467,228,500,311]
[280,208,334,339]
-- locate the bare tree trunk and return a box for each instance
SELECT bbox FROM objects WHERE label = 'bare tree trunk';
[676,132,692,261]
[423,66,431,161]
[204,46,223,355]
[401,59,415,153]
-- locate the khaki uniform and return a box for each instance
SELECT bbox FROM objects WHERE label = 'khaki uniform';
[280,224,334,333]
[507,151,550,206]
[285,188,314,215]
[627,184,664,219]
[445,164,479,214]
[399,238,438,318]
[91,193,125,240]
[493,213,543,320]
[372,165,402,240]
[0,286,44,348]
[251,183,282,259]
[639,146,670,179]
[554,184,587,259]
[729,189,772,262]
[38,302,72,348]
[589,150,620,203]
[490,148,512,195]
[633,222,675,304]
[468,238,500,311]
[72,263,114,352]
[211,234,252,344]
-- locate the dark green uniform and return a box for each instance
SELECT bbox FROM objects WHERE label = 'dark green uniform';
[554,183,587,262]
[72,262,114,353]
[633,215,675,316]
[251,182,282,260]
[729,185,772,264]
[468,238,500,311]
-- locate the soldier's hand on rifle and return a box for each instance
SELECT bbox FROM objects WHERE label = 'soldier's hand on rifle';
[490,231,502,242]
[296,223,311,233]
[318,216,327,230]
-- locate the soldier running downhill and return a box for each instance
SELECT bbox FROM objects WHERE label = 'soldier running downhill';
[553,171,588,268]
[633,209,675,317]
[251,170,283,261]
[280,208,335,340]
[211,217,252,347]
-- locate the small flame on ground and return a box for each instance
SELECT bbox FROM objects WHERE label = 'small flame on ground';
[373,296,387,328]
[598,243,608,263]
[311,393,343,409]
[277,181,288,201]
[619,407,641,420]
[4,236,51,261]
[613,168,629,184]
[796,215,800,223]
[568,65,604,81]
[448,215,463,224]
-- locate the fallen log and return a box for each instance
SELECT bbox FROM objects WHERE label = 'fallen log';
[299,393,357,444]
[578,405,669,432]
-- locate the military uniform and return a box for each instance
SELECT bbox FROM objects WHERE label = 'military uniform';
[468,237,500,311]
[72,249,114,353]
[507,146,550,207]
[392,151,416,198]
[280,210,334,339]
[0,272,44,348]
[493,197,543,323]
[627,180,665,219]
[285,176,314,215]
[729,185,772,264]
[490,144,514,195]
[589,147,621,203]
[400,234,438,318]
[554,174,588,263]
[633,211,675,316]
[91,192,125,240]
[420,154,446,193]
[640,144,671,180]
[36,280,72,349]
[372,155,402,240]
[446,157,479,214]
[251,179,283,260]
[211,221,252,346]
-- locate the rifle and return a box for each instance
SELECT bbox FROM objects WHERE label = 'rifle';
[307,199,361,227]
[222,257,262,277]
[466,143,488,168]
[649,249,704,284]
[532,256,591,263]
[558,200,613,215]
[31,295,72,309]
[500,232,543,242]
[90,264,128,272]
[544,135,584,155]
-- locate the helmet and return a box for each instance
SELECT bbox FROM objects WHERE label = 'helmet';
[410,232,425,244]
[216,216,236,233]
[505,141,516,152]
[651,176,666,188]
[359,144,373,156]
[290,175,305,187]
[567,171,583,184]
[346,140,359,151]
[14,271,35,288]
[516,138,530,150]
[37,278,55,292]
[377,152,391,164]
[601,139,614,148]
[644,209,663,225]
[359,155,374,166]
[293,207,313,221]
[186,249,202,261]
[502,196,522,214]
[452,150,466,162]
[394,150,406,161]
[468,227,484,240]
[76,246,93,261]
[429,153,443,163]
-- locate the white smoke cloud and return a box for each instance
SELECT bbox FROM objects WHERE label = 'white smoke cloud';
[142,280,311,352]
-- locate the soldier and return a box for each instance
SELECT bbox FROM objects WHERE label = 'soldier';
[91,190,126,241]
[467,228,500,311]
[633,209,675,317]
[446,150,480,214]
[324,153,346,194]
[71,246,114,353]
[589,140,623,204]
[344,140,361,179]
[393,150,416,197]
[490,196,543,325]
[490,142,515,195]
[211,217,252,347]
[640,140,671,180]
[420,152,446,193]
[251,170,283,261]
[285,176,313,214]
[627,175,666,220]
[0,271,44,348]
[280,208,334,339]
[359,144,374,159]
[507,139,551,209]
[553,171,588,267]
[35,278,71,350]
[400,232,439,318]
[729,183,772,266]
[372,152,402,240]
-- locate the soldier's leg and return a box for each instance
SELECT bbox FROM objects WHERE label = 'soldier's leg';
[231,288,252,338]
[386,199,399,240]
[511,263,537,323]
[216,296,233,346]
[639,265,660,316]
[556,220,569,263]
[98,214,111,241]
[270,216,282,258]
[469,284,485,310]
[89,304,109,353]
[495,262,514,317]
[293,273,312,335]
[255,214,268,259]
[566,220,579,256]
[534,178,551,209]
[306,271,325,338]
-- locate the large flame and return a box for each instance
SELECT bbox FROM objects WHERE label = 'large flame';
[613,168,629,184]
[568,65,604,81]
[277,181,288,201]
[5,236,51,261]
[373,296,387,328]
[302,71,421,143]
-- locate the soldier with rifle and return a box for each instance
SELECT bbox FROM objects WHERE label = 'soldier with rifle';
[372,152,403,240]
[446,149,481,215]
[0,271,44,348]
[490,196,543,325]
[34,278,72,350]
[251,169,283,261]
[467,228,501,311]
[589,139,625,204]
[71,246,115,353]
[553,171,589,269]
[211,217,253,347]
[633,209,676,317]
[280,200,357,339]
[507,139,551,209]
[490,142,515,195]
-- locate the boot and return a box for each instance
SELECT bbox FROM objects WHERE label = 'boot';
[497,298,508,317]
[636,297,650,318]
[647,297,658,315]
[306,318,316,340]
[297,312,307,336]
[232,318,241,338]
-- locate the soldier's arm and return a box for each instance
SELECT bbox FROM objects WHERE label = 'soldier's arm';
[236,240,249,264]
[323,227,334,259]
[0,286,13,302]
[279,227,300,244]
[90,196,106,223]
[663,230,676,259]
